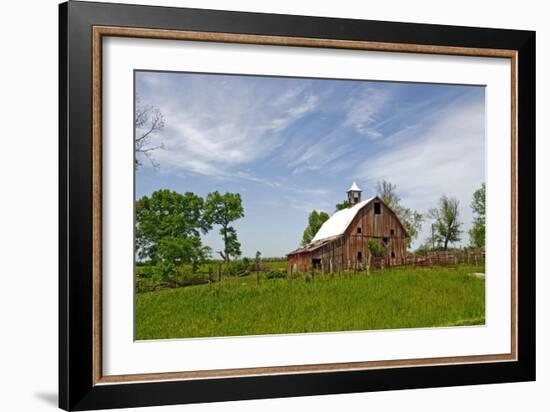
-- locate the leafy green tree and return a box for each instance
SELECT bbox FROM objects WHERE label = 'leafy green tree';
[302,210,330,245]
[204,191,245,262]
[428,195,462,251]
[221,227,241,261]
[136,189,210,263]
[376,180,423,248]
[150,260,176,283]
[157,236,211,274]
[469,183,486,249]
[335,200,349,211]
[427,223,441,250]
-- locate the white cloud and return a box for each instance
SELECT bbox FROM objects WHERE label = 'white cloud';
[286,129,354,174]
[356,95,485,248]
[343,86,393,140]
[280,85,400,174]
[138,76,319,181]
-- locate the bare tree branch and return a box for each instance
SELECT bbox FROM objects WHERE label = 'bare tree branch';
[135,95,166,169]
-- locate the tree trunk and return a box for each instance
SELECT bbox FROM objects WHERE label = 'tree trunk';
[223,225,229,263]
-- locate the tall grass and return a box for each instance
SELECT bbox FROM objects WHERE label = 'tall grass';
[135,265,485,340]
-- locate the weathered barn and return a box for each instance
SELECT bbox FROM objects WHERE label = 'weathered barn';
[287,182,408,274]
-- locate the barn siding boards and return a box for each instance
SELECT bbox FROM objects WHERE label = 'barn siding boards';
[287,196,408,273]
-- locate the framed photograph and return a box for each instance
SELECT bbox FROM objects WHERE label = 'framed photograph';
[59,1,535,410]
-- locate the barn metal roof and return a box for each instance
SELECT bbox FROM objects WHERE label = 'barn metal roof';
[310,196,375,243]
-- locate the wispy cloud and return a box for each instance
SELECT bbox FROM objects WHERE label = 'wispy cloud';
[356,93,485,246]
[343,86,393,140]
[278,83,410,174]
[286,129,355,174]
[137,73,319,181]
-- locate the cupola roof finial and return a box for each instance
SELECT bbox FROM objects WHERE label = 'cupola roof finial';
[347,181,361,192]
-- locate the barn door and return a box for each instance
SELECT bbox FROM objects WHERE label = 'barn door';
[312,258,321,269]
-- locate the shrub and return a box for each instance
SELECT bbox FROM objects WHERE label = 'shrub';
[265,270,287,280]
[368,239,386,257]
[136,263,172,292]
[136,265,151,278]
[226,259,249,276]
[288,270,302,280]
[151,260,176,281]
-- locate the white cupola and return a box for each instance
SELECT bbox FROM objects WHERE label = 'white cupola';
[346,181,362,207]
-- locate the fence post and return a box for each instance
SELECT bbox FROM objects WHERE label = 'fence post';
[367,254,371,275]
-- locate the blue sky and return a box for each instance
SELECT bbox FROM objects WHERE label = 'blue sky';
[135,71,485,257]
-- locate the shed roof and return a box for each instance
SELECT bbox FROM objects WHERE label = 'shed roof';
[311,196,375,242]
[287,235,342,256]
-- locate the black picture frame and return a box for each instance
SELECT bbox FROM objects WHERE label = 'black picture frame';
[59,1,535,410]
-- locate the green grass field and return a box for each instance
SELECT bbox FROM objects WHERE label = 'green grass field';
[135,264,485,340]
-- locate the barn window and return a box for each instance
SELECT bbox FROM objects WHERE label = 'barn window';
[391,251,396,258]
[357,227,362,234]
[390,229,395,236]
[374,202,381,214]
[383,237,388,244]
[357,252,363,261]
